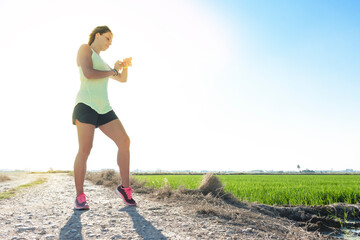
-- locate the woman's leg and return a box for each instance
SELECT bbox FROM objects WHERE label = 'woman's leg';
[99,119,130,187]
[74,120,95,196]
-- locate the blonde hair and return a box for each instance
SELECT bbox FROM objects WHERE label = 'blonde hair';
[88,26,112,45]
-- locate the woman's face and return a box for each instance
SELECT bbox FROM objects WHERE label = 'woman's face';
[96,32,113,51]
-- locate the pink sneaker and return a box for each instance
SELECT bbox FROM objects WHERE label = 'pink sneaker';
[74,193,89,210]
[115,185,137,206]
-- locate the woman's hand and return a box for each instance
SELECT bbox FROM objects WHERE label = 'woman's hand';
[121,57,132,69]
[114,60,122,71]
[114,57,132,72]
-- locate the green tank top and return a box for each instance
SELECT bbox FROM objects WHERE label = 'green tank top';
[75,48,112,114]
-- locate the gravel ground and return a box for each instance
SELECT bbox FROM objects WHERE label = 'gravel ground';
[0,173,334,240]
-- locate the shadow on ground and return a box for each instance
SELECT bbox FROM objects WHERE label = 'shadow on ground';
[119,205,168,239]
[59,209,88,240]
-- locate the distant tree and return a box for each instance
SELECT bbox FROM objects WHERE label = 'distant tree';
[297,164,301,172]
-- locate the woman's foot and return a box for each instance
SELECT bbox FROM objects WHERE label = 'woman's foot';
[115,185,137,206]
[74,192,89,210]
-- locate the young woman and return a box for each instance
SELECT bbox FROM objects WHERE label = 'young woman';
[72,26,136,209]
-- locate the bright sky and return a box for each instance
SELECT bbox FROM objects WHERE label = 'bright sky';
[0,0,359,172]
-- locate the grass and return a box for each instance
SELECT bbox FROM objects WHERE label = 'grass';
[85,170,360,205]
[133,174,202,189]
[132,174,360,206]
[219,175,360,205]
[86,170,148,191]
[85,170,359,238]
[85,170,235,202]
[0,174,11,182]
[86,170,335,239]
[0,178,47,199]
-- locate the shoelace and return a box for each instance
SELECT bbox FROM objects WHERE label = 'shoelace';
[123,187,133,199]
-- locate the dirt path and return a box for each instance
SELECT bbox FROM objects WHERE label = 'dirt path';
[0,173,337,239]
[0,174,245,239]
[0,173,46,193]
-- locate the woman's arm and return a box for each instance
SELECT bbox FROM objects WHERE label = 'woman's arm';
[77,44,114,79]
[108,60,129,83]
[110,68,128,82]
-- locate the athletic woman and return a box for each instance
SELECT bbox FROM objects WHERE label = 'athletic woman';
[72,26,136,209]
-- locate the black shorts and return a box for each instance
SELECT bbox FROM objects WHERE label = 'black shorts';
[72,103,118,128]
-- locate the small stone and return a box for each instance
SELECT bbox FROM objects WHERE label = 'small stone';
[17,226,36,232]
[45,235,55,239]
[148,207,162,211]
[242,227,252,232]
[111,235,122,240]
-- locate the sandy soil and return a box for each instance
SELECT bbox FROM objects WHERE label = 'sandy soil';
[0,173,353,239]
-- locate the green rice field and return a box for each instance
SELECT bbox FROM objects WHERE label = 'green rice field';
[132,174,360,206]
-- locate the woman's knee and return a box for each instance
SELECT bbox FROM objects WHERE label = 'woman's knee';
[123,135,130,147]
[77,145,93,158]
[117,135,130,148]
